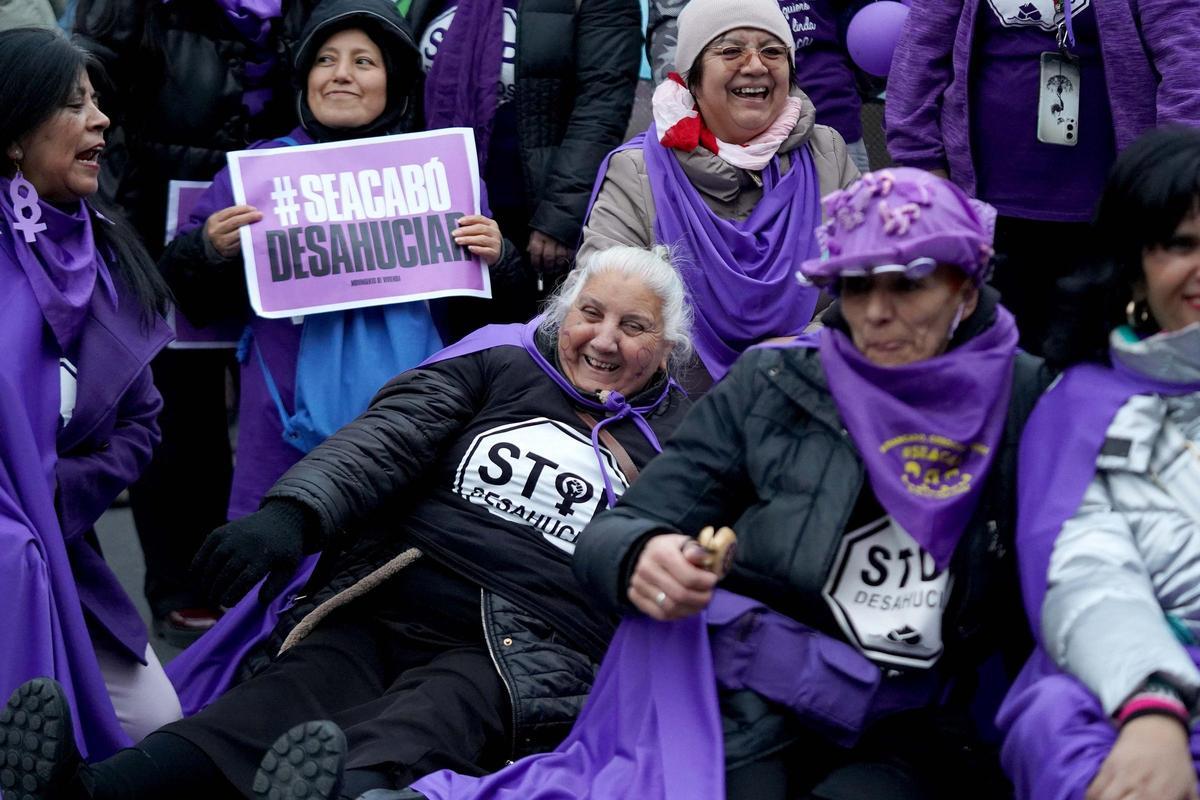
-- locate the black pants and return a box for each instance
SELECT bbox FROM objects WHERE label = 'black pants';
[129,349,234,618]
[988,215,1093,357]
[156,590,511,799]
[724,710,1012,800]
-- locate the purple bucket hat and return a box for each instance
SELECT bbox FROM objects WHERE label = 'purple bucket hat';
[798,168,997,288]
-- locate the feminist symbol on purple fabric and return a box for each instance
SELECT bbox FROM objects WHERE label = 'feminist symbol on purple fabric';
[9,173,47,243]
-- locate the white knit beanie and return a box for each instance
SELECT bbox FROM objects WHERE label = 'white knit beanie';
[674,0,795,77]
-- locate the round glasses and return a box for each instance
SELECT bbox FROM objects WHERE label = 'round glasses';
[705,43,791,65]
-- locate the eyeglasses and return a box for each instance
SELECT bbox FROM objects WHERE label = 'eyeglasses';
[704,43,791,65]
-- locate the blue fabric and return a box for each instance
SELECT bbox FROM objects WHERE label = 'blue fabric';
[253,305,444,454]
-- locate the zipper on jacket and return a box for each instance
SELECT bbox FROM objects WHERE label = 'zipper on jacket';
[480,589,519,762]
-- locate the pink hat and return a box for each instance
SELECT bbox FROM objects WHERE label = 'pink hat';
[799,168,997,287]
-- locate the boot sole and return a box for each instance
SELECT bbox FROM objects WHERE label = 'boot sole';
[252,720,345,800]
[0,678,77,800]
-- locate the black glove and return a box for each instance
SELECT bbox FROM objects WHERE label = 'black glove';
[193,499,319,607]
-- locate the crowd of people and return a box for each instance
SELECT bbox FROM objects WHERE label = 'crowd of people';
[0,0,1198,798]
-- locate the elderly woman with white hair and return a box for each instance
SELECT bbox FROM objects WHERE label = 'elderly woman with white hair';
[579,0,858,390]
[1,246,692,800]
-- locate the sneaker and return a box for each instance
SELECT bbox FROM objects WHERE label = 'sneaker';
[252,720,345,800]
[0,679,80,800]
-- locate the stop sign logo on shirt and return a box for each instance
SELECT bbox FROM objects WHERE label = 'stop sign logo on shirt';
[454,418,630,554]
[823,516,953,669]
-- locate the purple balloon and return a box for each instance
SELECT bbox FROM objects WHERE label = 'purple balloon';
[846,1,910,78]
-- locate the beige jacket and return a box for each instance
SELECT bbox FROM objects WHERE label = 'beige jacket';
[578,91,859,260]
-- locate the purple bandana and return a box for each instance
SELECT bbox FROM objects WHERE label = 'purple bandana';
[818,307,1019,569]
[0,179,115,352]
[422,0,505,169]
[633,126,822,379]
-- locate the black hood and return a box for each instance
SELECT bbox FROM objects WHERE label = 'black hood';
[294,0,419,142]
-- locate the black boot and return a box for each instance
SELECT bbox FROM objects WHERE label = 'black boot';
[252,721,345,800]
[0,679,82,800]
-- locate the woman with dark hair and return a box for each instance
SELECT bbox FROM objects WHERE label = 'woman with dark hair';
[158,0,520,535]
[998,126,1200,800]
[0,25,175,766]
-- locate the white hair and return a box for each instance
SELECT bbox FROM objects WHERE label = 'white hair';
[540,245,695,374]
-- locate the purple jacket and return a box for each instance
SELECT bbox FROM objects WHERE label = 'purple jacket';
[885,0,1200,196]
[0,226,171,758]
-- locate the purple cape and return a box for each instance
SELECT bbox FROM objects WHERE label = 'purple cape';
[996,358,1200,800]
[587,130,822,380]
[819,309,1019,569]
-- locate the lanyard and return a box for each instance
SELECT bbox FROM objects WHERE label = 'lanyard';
[1055,0,1077,55]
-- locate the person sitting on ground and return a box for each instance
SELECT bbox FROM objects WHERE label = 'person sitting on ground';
[0,244,693,800]
[998,126,1200,800]
[575,168,1050,800]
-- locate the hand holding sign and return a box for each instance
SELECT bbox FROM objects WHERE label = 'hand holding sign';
[452,214,503,266]
[205,204,264,258]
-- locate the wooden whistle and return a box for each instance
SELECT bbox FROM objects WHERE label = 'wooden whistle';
[695,525,738,578]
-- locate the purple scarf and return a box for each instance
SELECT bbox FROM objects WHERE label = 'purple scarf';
[1015,358,1200,635]
[422,0,505,169]
[818,307,1019,569]
[0,179,114,352]
[641,126,822,379]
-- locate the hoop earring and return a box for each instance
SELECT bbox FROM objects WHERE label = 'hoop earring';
[1125,298,1152,330]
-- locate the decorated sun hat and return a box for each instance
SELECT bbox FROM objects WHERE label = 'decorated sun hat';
[798,168,997,288]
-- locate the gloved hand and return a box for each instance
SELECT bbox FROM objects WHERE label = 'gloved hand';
[193,499,318,607]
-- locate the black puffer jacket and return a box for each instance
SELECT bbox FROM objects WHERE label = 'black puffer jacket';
[575,289,1053,781]
[76,0,316,256]
[237,334,689,758]
[405,0,642,246]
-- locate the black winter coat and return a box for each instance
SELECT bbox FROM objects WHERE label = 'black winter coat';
[574,290,1053,780]
[239,336,689,758]
[405,0,643,246]
[76,0,316,256]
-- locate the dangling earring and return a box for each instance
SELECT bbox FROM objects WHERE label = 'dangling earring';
[1125,298,1152,330]
[7,156,46,244]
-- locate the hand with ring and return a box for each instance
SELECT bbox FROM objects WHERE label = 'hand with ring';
[628,533,718,621]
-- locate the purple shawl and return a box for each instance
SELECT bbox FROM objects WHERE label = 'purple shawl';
[421,0,505,168]
[411,591,937,799]
[0,179,115,352]
[819,308,1019,569]
[637,127,822,379]
[1000,362,1200,799]
[1015,359,1200,636]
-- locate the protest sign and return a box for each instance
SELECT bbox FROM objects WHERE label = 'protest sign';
[227,128,490,319]
[164,179,243,349]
